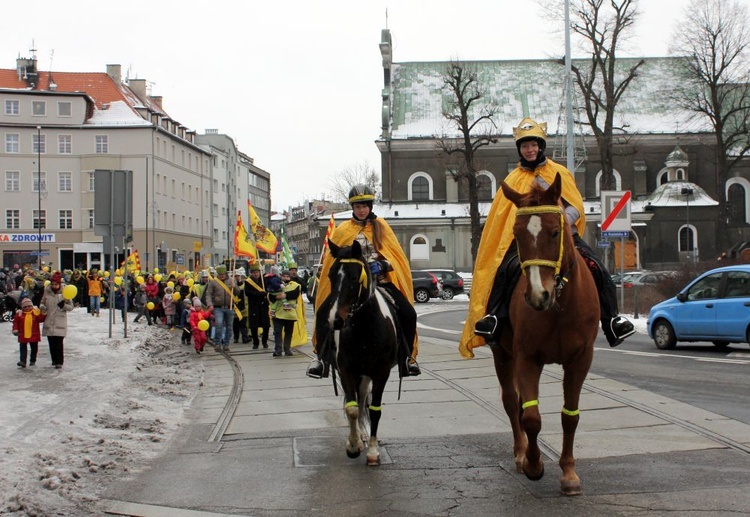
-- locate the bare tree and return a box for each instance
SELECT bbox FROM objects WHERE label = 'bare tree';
[327,162,381,203]
[437,61,499,263]
[563,0,644,191]
[670,0,750,252]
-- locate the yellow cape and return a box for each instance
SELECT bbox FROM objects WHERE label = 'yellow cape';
[459,159,586,358]
[313,216,415,348]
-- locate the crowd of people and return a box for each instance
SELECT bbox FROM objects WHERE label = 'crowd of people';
[3,262,310,368]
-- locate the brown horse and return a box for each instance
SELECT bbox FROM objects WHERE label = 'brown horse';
[492,173,599,496]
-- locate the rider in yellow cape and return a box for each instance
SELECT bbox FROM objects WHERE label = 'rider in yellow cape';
[460,117,635,359]
[306,184,421,378]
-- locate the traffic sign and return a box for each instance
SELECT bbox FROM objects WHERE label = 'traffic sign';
[29,251,50,256]
[597,241,611,248]
[602,231,630,238]
[601,190,632,233]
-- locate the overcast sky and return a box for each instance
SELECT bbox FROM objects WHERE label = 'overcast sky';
[3,0,733,212]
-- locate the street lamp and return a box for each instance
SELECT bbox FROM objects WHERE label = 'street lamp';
[681,187,694,261]
[36,126,42,270]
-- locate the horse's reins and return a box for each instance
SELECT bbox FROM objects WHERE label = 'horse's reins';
[515,205,571,294]
[335,258,370,317]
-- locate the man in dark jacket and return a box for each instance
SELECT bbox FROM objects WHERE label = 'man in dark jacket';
[244,263,271,349]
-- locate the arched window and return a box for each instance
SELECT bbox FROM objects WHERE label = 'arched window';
[408,172,433,201]
[726,179,749,225]
[476,171,496,201]
[410,234,429,261]
[679,225,695,252]
[595,169,623,197]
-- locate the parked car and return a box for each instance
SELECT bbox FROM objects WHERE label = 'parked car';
[420,269,465,300]
[411,270,442,303]
[624,270,675,288]
[613,270,647,286]
[647,265,750,350]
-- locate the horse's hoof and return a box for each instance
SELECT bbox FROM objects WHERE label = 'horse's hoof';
[346,448,361,459]
[560,480,582,496]
[523,463,544,481]
[366,454,380,466]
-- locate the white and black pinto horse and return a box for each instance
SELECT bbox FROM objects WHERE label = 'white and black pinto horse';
[315,240,402,465]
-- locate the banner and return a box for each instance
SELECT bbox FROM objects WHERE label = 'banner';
[234,211,257,260]
[280,229,294,267]
[247,200,278,254]
[323,213,336,250]
[121,249,141,273]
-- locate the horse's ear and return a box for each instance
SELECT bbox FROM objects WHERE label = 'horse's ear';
[351,240,362,258]
[329,239,340,257]
[550,172,563,202]
[501,181,523,207]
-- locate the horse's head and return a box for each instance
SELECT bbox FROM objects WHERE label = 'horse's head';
[501,173,571,311]
[327,240,373,324]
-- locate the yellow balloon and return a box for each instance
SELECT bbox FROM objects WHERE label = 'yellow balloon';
[114,276,123,285]
[167,281,175,289]
[116,268,122,277]
[44,280,51,287]
[186,278,194,287]
[154,267,160,274]
[42,266,49,273]
[147,301,155,310]
[197,319,210,331]
[62,284,78,300]
[154,274,163,282]
[136,276,144,284]
[100,296,106,303]
[104,271,111,278]
[173,292,181,301]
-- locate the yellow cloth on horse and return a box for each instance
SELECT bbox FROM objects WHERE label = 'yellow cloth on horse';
[459,159,586,359]
[313,216,414,347]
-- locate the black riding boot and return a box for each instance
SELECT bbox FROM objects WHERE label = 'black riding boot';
[475,246,521,344]
[574,235,635,347]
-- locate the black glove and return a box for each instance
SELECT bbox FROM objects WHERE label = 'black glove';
[57,300,65,309]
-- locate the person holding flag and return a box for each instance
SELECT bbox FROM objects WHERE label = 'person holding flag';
[307,184,421,379]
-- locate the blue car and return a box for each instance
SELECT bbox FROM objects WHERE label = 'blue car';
[648,265,750,350]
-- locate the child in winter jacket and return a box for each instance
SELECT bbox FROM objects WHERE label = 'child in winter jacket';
[133,284,152,325]
[180,298,192,345]
[162,286,176,330]
[12,297,45,368]
[189,298,214,354]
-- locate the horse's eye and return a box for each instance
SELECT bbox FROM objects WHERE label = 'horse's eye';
[551,230,560,239]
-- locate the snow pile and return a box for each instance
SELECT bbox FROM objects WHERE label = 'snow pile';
[0,309,204,516]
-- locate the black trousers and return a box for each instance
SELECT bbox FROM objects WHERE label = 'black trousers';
[233,317,249,342]
[19,342,38,364]
[47,335,65,366]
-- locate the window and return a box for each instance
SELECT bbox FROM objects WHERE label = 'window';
[33,209,46,229]
[33,171,47,193]
[171,179,176,198]
[679,226,695,252]
[58,135,72,154]
[410,234,430,261]
[95,135,108,154]
[5,99,19,116]
[58,101,72,117]
[32,133,46,154]
[5,171,20,192]
[88,209,95,229]
[59,209,73,229]
[32,101,46,116]
[88,172,95,191]
[725,271,750,298]
[213,204,218,217]
[728,183,746,225]
[5,209,19,229]
[412,177,429,200]
[58,171,72,192]
[477,174,494,201]
[5,134,19,153]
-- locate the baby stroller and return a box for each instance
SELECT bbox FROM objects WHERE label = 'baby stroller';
[0,290,21,322]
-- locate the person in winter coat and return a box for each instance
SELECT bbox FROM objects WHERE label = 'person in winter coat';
[179,298,192,345]
[143,275,160,323]
[231,268,250,344]
[204,265,235,351]
[132,284,152,325]
[12,297,45,368]
[70,269,89,310]
[87,270,105,317]
[40,271,74,369]
[244,263,271,349]
[268,270,299,357]
[162,286,177,330]
[189,298,214,354]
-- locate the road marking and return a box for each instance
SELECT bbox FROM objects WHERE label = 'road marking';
[599,347,750,365]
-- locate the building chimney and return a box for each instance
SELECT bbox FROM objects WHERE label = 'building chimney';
[106,64,122,85]
[16,56,38,88]
[149,95,163,110]
[129,78,147,103]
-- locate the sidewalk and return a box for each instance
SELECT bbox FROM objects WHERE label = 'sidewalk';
[102,332,750,516]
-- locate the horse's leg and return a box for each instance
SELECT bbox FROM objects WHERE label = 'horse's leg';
[490,345,526,472]
[358,377,372,444]
[559,355,592,496]
[516,358,544,481]
[365,375,387,466]
[342,374,364,459]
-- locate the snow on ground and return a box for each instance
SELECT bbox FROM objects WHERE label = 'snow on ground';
[0,309,204,516]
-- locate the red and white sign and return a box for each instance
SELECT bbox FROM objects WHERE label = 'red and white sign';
[601,190,632,233]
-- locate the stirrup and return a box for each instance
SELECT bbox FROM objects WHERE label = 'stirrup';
[306,359,325,379]
[474,314,498,337]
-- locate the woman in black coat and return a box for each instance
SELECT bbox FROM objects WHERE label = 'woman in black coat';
[243,265,271,349]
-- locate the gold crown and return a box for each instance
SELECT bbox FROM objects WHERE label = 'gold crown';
[513,117,547,142]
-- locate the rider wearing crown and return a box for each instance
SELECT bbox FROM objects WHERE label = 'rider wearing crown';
[307,184,421,378]
[460,117,635,358]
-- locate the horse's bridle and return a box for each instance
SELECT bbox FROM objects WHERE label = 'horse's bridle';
[515,205,570,293]
[334,258,370,317]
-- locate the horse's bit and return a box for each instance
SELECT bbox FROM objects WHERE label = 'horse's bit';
[515,205,569,294]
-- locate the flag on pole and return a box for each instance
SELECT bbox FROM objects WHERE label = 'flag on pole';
[323,213,336,250]
[234,211,257,260]
[121,249,141,273]
[280,230,294,267]
[247,200,278,254]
